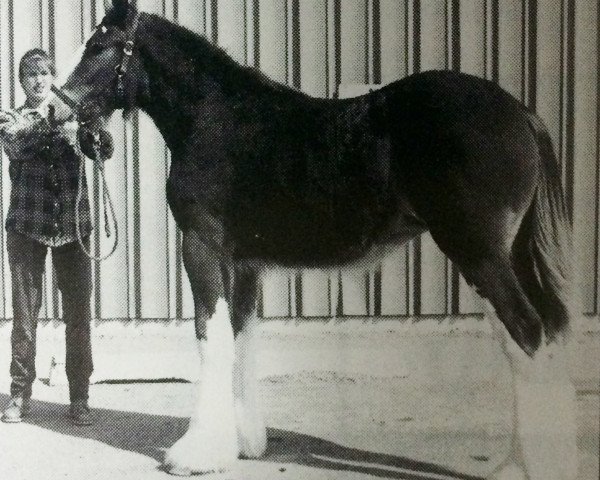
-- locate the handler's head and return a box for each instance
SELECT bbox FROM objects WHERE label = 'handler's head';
[19,49,55,105]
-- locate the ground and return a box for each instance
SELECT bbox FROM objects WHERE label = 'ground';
[0,319,598,480]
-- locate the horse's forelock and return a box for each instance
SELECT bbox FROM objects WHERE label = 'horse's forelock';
[103,2,137,29]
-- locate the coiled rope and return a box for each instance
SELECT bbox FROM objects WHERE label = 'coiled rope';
[50,86,118,261]
[75,137,118,261]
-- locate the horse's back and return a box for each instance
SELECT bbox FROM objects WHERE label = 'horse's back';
[217,70,542,268]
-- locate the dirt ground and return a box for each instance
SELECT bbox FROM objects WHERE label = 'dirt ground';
[0,322,598,480]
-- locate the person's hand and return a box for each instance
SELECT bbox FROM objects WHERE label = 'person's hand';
[78,127,114,161]
[0,111,15,124]
[0,111,17,134]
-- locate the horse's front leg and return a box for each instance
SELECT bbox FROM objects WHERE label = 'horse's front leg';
[231,267,267,458]
[164,229,238,476]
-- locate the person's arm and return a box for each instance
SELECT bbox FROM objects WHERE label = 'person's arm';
[0,110,48,159]
[47,104,114,162]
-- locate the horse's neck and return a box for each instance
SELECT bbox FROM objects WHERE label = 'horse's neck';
[136,14,289,154]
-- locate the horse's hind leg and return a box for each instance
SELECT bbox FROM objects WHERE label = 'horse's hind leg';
[164,228,237,476]
[485,302,577,480]
[447,250,576,480]
[231,266,267,458]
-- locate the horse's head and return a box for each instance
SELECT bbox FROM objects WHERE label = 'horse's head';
[60,0,148,125]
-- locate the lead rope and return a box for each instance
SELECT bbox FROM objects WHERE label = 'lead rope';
[75,136,118,261]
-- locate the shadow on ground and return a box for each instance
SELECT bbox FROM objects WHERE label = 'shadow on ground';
[0,392,482,480]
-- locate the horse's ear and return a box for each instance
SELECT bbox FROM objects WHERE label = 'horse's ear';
[104,0,131,23]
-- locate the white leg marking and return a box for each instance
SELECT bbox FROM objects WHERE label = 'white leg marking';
[164,299,238,476]
[486,303,578,480]
[233,314,267,458]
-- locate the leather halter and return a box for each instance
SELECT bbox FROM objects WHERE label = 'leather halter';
[51,11,141,116]
[113,11,141,108]
[47,13,142,262]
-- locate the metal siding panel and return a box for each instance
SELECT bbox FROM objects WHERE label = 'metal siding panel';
[419,0,447,71]
[378,1,409,315]
[460,0,486,76]
[53,0,82,72]
[53,0,85,320]
[178,0,207,34]
[217,0,246,63]
[339,0,367,84]
[338,1,368,316]
[12,1,43,107]
[536,0,562,151]
[0,0,594,323]
[498,0,524,99]
[417,0,449,315]
[164,2,178,319]
[380,247,409,315]
[136,0,169,319]
[137,112,169,319]
[98,118,131,319]
[138,0,165,15]
[379,0,408,83]
[95,0,108,26]
[167,153,177,319]
[299,0,328,96]
[12,1,50,318]
[175,0,205,319]
[297,0,329,317]
[258,0,287,83]
[457,0,485,314]
[126,118,137,318]
[301,270,330,317]
[181,263,195,318]
[262,271,290,317]
[0,0,10,318]
[327,0,337,97]
[256,0,292,317]
[573,0,599,313]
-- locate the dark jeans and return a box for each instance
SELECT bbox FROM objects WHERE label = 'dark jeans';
[7,231,93,402]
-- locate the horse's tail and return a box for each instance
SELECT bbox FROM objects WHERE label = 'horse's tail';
[513,112,576,340]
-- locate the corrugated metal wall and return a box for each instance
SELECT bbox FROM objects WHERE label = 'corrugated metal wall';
[0,0,597,320]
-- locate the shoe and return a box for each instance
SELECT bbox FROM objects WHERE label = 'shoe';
[1,397,30,423]
[69,400,93,426]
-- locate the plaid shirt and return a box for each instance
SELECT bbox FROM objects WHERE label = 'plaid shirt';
[0,105,91,246]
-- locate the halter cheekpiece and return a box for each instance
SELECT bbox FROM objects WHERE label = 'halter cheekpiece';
[113,11,140,107]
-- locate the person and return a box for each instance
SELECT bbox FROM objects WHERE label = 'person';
[0,49,113,425]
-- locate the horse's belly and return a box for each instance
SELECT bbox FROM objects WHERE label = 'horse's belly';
[232,198,424,268]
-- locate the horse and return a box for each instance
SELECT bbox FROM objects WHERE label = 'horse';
[59,1,578,478]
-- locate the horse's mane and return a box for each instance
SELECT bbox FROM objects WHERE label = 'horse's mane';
[141,13,299,100]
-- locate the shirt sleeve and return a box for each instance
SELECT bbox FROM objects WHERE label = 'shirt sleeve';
[0,110,46,160]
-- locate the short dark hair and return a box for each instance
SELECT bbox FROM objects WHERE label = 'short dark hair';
[19,49,56,81]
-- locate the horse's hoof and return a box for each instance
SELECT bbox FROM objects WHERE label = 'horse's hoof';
[164,464,192,477]
[163,434,235,476]
[235,401,267,459]
[488,463,527,480]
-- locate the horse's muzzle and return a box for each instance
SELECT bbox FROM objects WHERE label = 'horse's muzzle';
[77,99,105,127]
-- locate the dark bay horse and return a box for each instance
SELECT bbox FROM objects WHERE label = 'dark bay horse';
[60,1,577,478]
